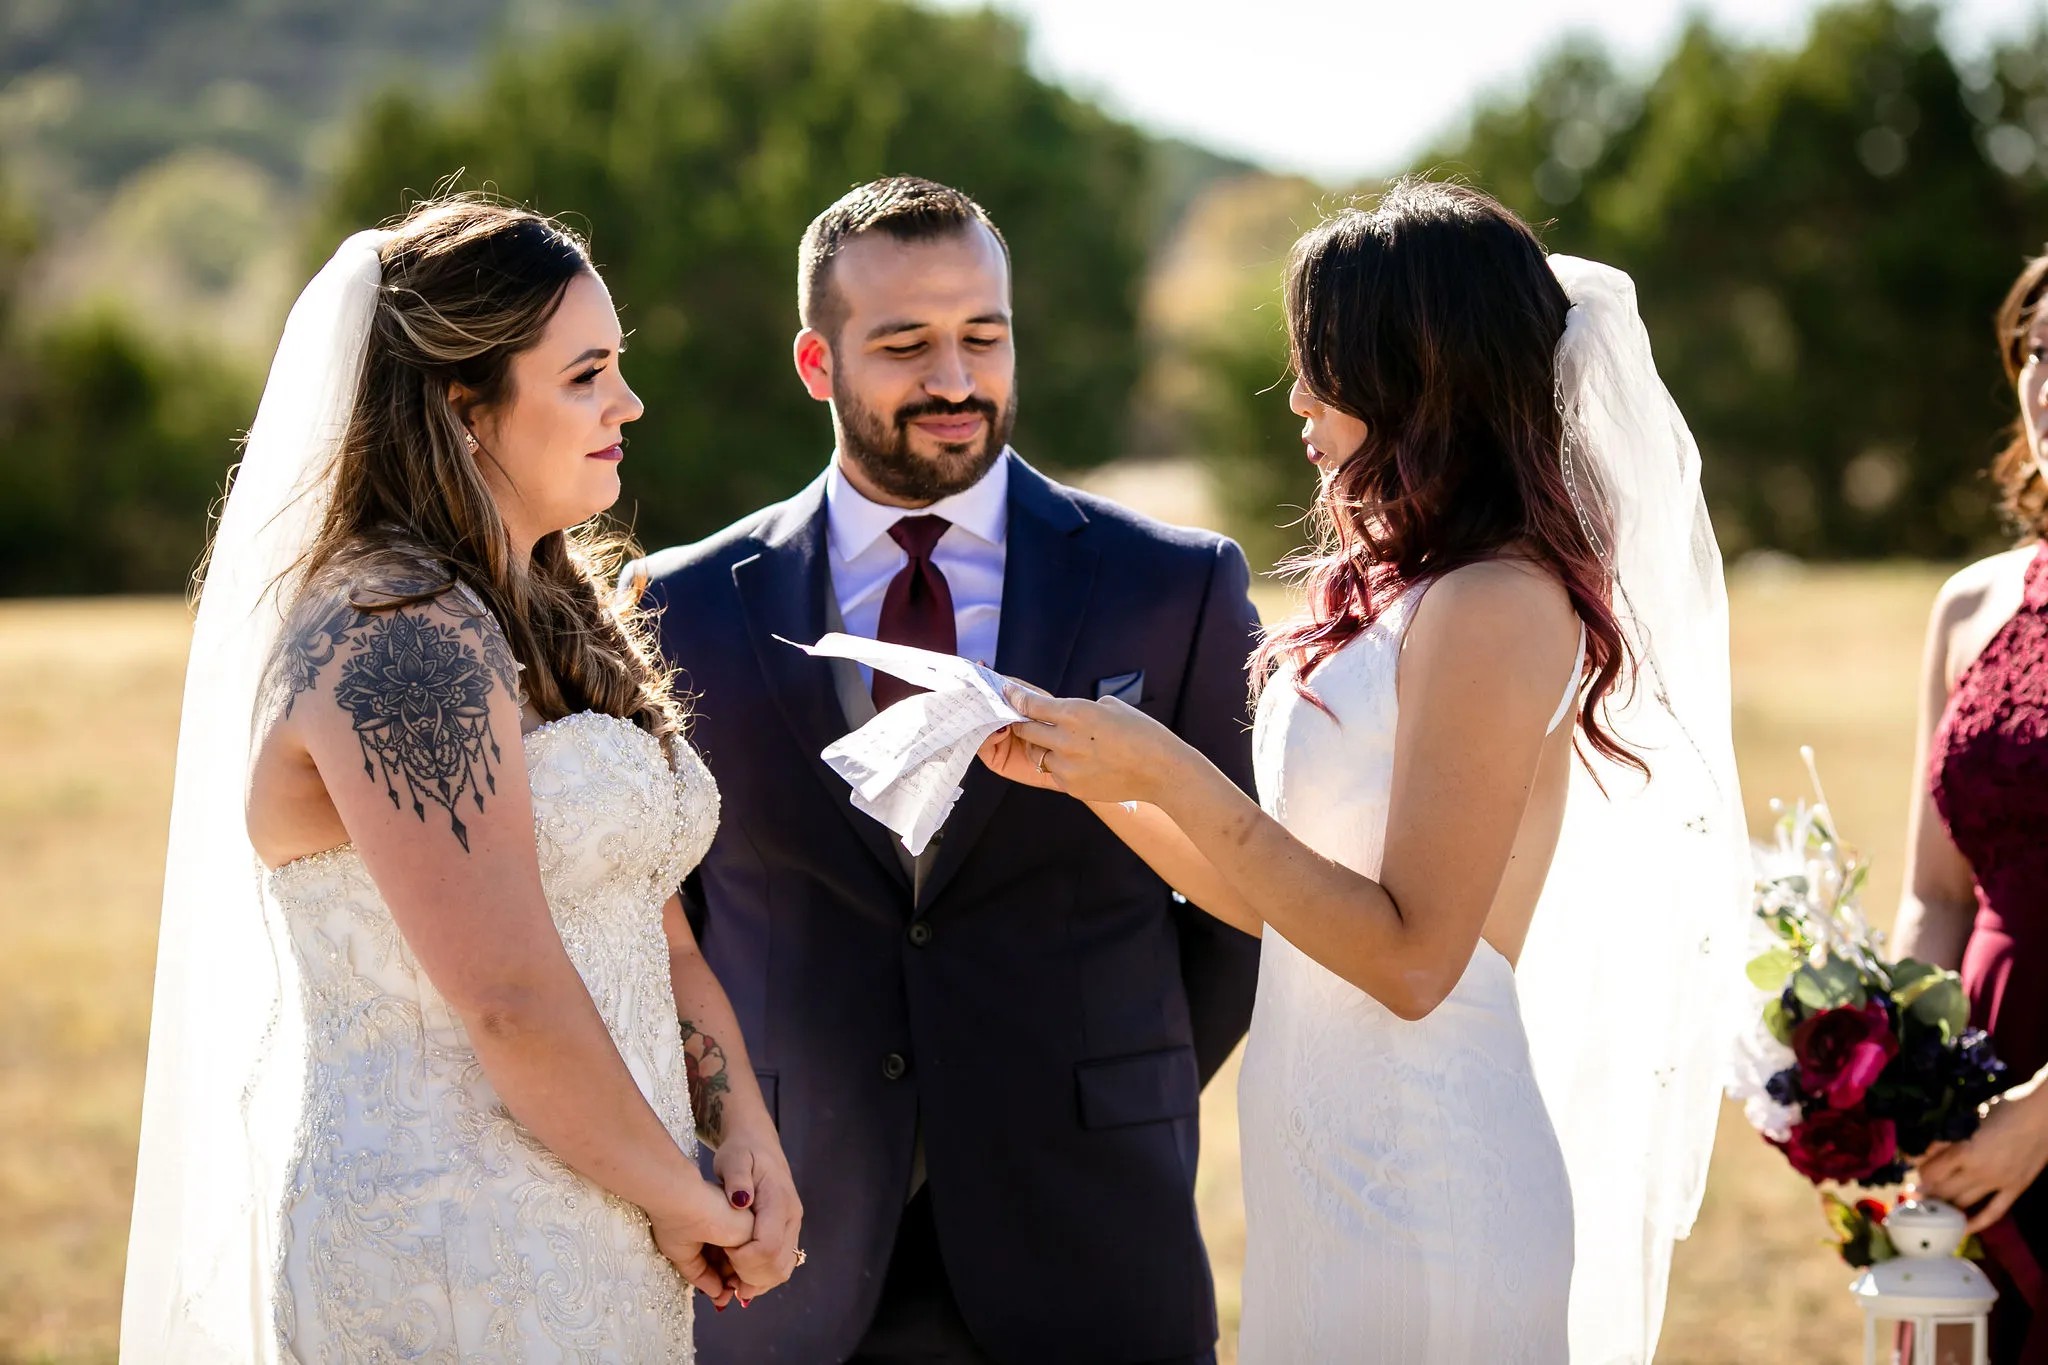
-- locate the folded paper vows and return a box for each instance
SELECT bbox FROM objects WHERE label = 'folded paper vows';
[779,634,1030,856]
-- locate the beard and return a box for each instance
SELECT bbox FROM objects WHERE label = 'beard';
[834,385,1016,504]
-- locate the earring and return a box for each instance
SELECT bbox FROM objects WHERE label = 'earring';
[463,429,478,452]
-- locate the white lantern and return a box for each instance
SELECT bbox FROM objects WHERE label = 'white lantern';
[1852,1197,1997,1365]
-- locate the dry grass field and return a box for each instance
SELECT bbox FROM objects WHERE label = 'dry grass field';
[0,556,1951,1363]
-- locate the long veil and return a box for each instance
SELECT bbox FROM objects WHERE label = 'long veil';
[1515,255,1753,1364]
[120,230,386,1360]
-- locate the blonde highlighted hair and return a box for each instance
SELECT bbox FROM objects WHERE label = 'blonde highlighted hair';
[288,194,681,742]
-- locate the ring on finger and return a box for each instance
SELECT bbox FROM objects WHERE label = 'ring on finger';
[792,1247,807,1268]
[1034,748,1048,775]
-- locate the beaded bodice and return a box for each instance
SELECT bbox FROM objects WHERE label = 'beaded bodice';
[262,711,721,1360]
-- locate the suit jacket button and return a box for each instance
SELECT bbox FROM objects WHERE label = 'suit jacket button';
[907,921,933,947]
[882,1052,908,1081]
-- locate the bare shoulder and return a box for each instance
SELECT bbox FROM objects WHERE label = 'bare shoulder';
[1414,559,1577,650]
[1928,545,2037,686]
[1402,559,1580,709]
[1933,545,2034,615]
[264,563,527,854]
[269,563,521,726]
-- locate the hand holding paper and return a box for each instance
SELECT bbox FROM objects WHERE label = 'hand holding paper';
[780,634,1029,856]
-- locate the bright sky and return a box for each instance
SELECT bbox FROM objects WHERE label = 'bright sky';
[924,0,2032,182]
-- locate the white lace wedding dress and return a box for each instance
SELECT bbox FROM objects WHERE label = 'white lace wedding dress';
[1238,581,1578,1364]
[263,711,720,1361]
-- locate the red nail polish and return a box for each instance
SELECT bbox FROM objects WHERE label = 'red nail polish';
[739,1297,751,1309]
[714,1302,727,1313]
[730,1190,751,1209]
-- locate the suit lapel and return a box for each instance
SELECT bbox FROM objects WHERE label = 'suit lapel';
[918,457,1097,910]
[732,474,912,892]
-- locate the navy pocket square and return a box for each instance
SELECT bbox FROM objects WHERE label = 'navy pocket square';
[1095,670,1144,705]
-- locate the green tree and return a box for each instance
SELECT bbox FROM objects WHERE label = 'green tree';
[1438,2,2048,557]
[0,310,255,593]
[1180,0,2048,560]
[0,158,258,595]
[320,0,1153,546]
[1136,172,1326,569]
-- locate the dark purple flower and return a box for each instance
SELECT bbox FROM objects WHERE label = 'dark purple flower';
[1937,1109,1983,1144]
[1766,1067,1804,1106]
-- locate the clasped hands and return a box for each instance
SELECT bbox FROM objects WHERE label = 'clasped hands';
[648,679,1175,1317]
[652,1118,804,1311]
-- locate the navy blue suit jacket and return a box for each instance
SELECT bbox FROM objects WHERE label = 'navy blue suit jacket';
[625,457,1262,1364]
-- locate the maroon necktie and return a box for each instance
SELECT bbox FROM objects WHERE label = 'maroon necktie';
[872,515,957,711]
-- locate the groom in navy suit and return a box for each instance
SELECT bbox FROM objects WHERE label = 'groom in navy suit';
[625,177,1261,1364]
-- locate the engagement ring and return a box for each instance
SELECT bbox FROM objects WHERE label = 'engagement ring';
[793,1248,807,1267]
[1034,749,1048,775]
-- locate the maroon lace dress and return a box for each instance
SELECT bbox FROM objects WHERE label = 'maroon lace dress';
[1932,541,2048,1364]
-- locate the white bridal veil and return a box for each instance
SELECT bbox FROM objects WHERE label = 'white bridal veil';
[1516,255,1753,1364]
[120,231,388,1361]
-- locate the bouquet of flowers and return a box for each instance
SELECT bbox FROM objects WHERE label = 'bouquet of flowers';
[1730,752,2008,1241]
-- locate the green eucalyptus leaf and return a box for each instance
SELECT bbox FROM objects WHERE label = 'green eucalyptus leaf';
[1764,996,1795,1045]
[1907,976,1969,1041]
[1792,966,1831,1010]
[1821,1191,1859,1240]
[1747,948,1799,991]
[1890,962,1944,1006]
[1794,956,1866,1010]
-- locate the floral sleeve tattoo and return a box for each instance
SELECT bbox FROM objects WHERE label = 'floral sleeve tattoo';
[678,1018,731,1146]
[281,587,510,853]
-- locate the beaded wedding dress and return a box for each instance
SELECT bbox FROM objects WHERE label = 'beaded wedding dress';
[1236,581,1578,1365]
[264,711,720,1360]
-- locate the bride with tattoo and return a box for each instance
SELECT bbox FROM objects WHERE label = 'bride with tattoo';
[121,197,800,1362]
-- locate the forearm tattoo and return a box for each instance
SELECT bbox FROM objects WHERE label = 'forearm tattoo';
[281,588,511,853]
[678,1018,731,1145]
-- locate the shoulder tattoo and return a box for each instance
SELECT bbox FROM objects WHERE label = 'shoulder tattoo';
[283,591,512,852]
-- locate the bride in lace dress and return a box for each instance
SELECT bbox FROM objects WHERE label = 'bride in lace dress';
[122,198,802,1362]
[981,180,1751,1362]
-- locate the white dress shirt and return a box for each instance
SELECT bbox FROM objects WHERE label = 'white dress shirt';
[825,447,1009,682]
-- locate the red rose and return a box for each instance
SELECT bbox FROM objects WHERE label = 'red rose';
[1780,1109,1899,1184]
[1793,1001,1899,1110]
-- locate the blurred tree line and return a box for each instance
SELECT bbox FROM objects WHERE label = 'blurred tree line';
[1176,1,2048,563]
[0,168,257,593]
[0,0,723,193]
[2,0,2046,594]
[319,0,1163,539]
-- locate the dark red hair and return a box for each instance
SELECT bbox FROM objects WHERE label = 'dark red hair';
[1252,178,1643,775]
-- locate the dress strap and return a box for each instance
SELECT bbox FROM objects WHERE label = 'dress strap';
[1546,623,1588,735]
[2024,539,2048,611]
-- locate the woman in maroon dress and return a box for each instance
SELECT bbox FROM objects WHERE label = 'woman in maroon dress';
[1902,249,2048,1364]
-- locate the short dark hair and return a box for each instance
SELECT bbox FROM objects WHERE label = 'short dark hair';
[797,176,1008,339]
